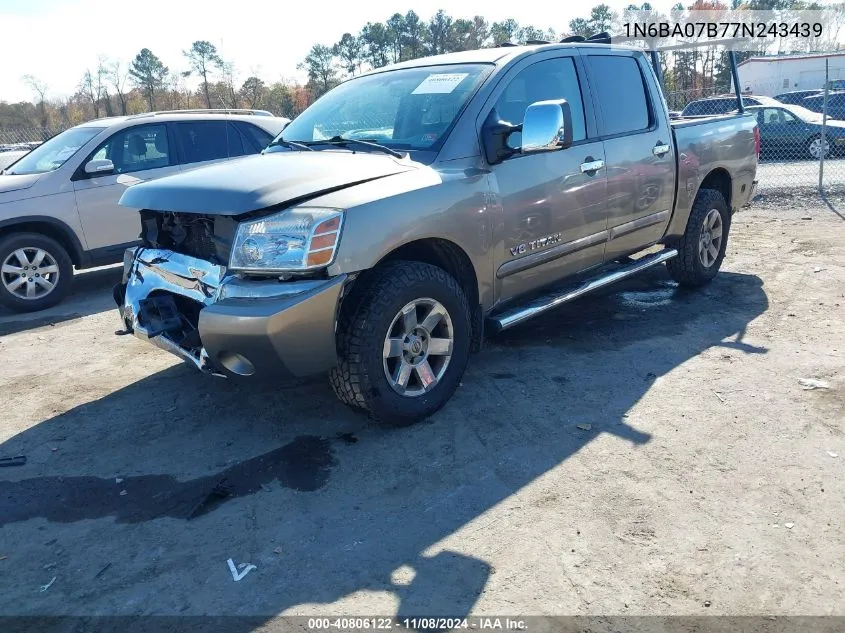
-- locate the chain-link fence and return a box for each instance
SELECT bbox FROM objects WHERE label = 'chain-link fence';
[664,54,845,194]
[0,126,67,147]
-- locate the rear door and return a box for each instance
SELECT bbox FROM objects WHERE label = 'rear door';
[584,51,675,262]
[73,123,180,251]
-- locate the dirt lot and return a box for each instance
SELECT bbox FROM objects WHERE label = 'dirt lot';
[0,193,843,621]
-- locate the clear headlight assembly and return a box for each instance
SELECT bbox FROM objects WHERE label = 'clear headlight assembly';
[229,208,344,273]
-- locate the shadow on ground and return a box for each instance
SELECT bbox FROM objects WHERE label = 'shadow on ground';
[0,265,121,335]
[0,268,768,621]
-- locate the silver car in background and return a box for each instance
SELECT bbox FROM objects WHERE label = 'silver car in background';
[0,109,289,312]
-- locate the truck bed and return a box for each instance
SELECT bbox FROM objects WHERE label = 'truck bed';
[664,112,759,239]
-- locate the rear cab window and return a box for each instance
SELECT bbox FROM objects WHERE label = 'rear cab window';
[586,55,652,136]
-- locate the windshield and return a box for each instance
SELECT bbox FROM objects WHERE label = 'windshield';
[4,127,104,175]
[273,64,492,152]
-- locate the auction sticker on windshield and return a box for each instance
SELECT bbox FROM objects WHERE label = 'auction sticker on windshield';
[412,73,468,94]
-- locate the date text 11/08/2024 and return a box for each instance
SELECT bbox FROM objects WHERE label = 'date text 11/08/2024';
[306,617,528,631]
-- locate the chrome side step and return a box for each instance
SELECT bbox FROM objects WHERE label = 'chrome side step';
[488,248,678,332]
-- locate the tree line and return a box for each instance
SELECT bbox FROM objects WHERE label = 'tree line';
[297,0,839,100]
[2,0,841,137]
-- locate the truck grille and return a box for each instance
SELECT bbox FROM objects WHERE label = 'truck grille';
[139,211,237,264]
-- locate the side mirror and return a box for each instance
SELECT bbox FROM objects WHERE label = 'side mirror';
[521,99,573,154]
[84,159,114,175]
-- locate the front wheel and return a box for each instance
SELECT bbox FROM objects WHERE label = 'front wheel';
[665,188,731,288]
[329,261,471,426]
[0,232,73,312]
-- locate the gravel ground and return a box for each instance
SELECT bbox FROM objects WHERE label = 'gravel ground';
[0,193,843,621]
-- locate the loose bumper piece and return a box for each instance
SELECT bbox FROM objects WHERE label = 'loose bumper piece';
[116,247,346,378]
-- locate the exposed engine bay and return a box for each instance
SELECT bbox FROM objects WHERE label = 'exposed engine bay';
[139,210,239,265]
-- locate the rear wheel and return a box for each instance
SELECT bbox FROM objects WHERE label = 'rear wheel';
[0,232,73,312]
[807,135,830,160]
[329,261,471,426]
[665,189,731,288]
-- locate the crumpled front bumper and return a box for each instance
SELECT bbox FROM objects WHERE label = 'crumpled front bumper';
[115,247,346,378]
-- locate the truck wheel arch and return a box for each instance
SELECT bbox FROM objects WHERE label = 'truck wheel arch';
[0,216,86,267]
[698,168,732,210]
[344,238,484,352]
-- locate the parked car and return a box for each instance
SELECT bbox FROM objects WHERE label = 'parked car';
[774,89,824,105]
[801,92,845,120]
[681,94,778,117]
[746,103,845,159]
[0,142,41,152]
[0,109,289,312]
[0,150,29,172]
[114,43,759,426]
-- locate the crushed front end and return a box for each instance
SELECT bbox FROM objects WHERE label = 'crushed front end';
[115,211,346,379]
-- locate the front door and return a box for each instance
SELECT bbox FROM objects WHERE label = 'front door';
[73,123,180,251]
[487,55,608,304]
[756,107,808,157]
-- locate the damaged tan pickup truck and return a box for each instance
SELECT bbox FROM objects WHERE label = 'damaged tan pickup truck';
[114,39,759,426]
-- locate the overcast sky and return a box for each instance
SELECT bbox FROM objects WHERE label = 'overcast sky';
[1,0,685,103]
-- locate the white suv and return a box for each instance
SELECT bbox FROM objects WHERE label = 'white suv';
[0,110,289,312]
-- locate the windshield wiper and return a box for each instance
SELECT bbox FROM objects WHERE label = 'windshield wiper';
[305,136,405,159]
[266,138,314,151]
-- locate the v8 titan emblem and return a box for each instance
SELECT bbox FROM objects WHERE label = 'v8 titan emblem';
[509,232,563,257]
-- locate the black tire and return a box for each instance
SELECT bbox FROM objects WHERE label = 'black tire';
[0,232,73,313]
[329,261,472,426]
[665,189,731,288]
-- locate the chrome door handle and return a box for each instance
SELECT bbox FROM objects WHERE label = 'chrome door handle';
[653,143,671,156]
[580,159,604,173]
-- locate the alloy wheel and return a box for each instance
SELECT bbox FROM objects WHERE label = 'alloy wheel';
[1,247,60,300]
[382,297,454,397]
[698,209,723,268]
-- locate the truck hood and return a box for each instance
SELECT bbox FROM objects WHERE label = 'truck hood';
[0,173,41,195]
[119,151,418,216]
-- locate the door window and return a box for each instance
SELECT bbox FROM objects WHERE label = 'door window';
[761,108,785,125]
[492,57,587,148]
[90,124,171,174]
[175,121,229,163]
[586,55,651,135]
